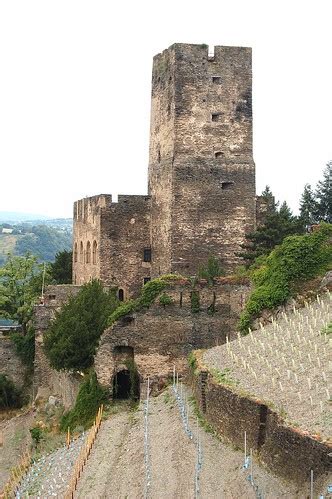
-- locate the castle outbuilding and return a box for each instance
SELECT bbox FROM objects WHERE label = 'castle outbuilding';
[73,43,256,298]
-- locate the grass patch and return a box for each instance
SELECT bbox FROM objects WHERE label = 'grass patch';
[210,368,238,386]
[188,395,215,435]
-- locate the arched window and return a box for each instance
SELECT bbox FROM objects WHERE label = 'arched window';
[74,243,78,263]
[118,289,124,302]
[92,241,97,264]
[80,241,84,263]
[86,241,91,264]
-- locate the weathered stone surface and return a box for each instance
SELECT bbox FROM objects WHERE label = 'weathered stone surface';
[0,335,26,389]
[94,280,250,394]
[72,43,258,297]
[190,369,332,486]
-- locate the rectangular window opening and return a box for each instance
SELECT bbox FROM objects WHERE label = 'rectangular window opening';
[211,113,222,122]
[143,248,152,262]
[221,181,234,190]
[212,76,222,84]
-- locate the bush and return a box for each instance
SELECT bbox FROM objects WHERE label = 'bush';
[60,372,107,431]
[159,293,173,307]
[107,275,181,327]
[198,256,224,284]
[0,374,21,409]
[11,328,35,368]
[191,291,200,313]
[30,426,43,445]
[44,280,118,371]
[239,223,332,333]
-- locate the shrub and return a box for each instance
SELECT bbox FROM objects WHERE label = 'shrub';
[0,374,21,409]
[10,328,35,368]
[44,280,118,371]
[198,256,224,285]
[239,223,332,333]
[30,426,43,445]
[60,372,107,431]
[159,293,173,307]
[107,275,181,327]
[191,291,200,313]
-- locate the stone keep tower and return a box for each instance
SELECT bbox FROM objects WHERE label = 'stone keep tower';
[148,44,256,277]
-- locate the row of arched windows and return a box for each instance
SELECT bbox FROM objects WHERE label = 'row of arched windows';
[74,240,98,264]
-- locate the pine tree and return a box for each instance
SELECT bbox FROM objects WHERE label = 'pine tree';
[239,189,303,266]
[315,161,332,223]
[299,184,317,226]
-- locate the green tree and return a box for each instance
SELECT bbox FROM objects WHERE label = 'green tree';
[0,254,44,333]
[0,374,21,409]
[49,250,72,284]
[44,280,119,371]
[239,188,303,267]
[299,184,317,226]
[198,255,224,284]
[315,162,332,223]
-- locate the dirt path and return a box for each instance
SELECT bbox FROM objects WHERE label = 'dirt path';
[76,408,144,498]
[0,409,34,489]
[76,389,303,499]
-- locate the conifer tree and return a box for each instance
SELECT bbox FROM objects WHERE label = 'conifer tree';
[299,184,317,226]
[315,161,332,223]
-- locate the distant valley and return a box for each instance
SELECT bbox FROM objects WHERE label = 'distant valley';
[0,215,72,265]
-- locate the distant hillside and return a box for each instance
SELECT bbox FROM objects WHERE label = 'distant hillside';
[0,221,72,266]
[0,211,50,222]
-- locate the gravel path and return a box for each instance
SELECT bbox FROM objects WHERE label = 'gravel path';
[17,433,86,497]
[204,293,332,440]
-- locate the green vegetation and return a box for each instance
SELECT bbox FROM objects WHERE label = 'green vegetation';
[322,323,332,335]
[10,328,35,367]
[239,224,332,333]
[188,395,215,435]
[0,374,21,409]
[60,372,108,430]
[198,255,224,284]
[44,280,118,371]
[159,292,173,307]
[240,186,303,266]
[0,254,46,333]
[15,225,72,263]
[107,275,181,327]
[210,367,237,386]
[188,351,198,375]
[190,290,200,313]
[49,250,72,284]
[30,426,43,446]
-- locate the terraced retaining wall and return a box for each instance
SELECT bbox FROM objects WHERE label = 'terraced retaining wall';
[191,367,332,485]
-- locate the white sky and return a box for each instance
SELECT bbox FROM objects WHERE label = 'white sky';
[0,0,331,217]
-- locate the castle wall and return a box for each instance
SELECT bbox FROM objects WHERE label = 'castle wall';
[190,369,331,486]
[73,194,151,298]
[0,334,26,389]
[148,44,256,276]
[100,195,151,298]
[73,195,111,285]
[94,280,250,391]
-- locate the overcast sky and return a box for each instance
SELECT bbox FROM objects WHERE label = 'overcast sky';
[0,0,331,218]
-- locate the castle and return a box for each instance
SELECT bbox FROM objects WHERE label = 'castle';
[73,43,257,297]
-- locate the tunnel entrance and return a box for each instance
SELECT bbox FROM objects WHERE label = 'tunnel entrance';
[112,369,140,400]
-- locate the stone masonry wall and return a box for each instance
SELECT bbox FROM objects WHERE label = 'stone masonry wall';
[191,368,332,486]
[148,44,256,276]
[95,280,250,392]
[73,194,151,298]
[0,334,26,389]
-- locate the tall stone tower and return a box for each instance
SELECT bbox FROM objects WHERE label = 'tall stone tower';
[148,43,256,277]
